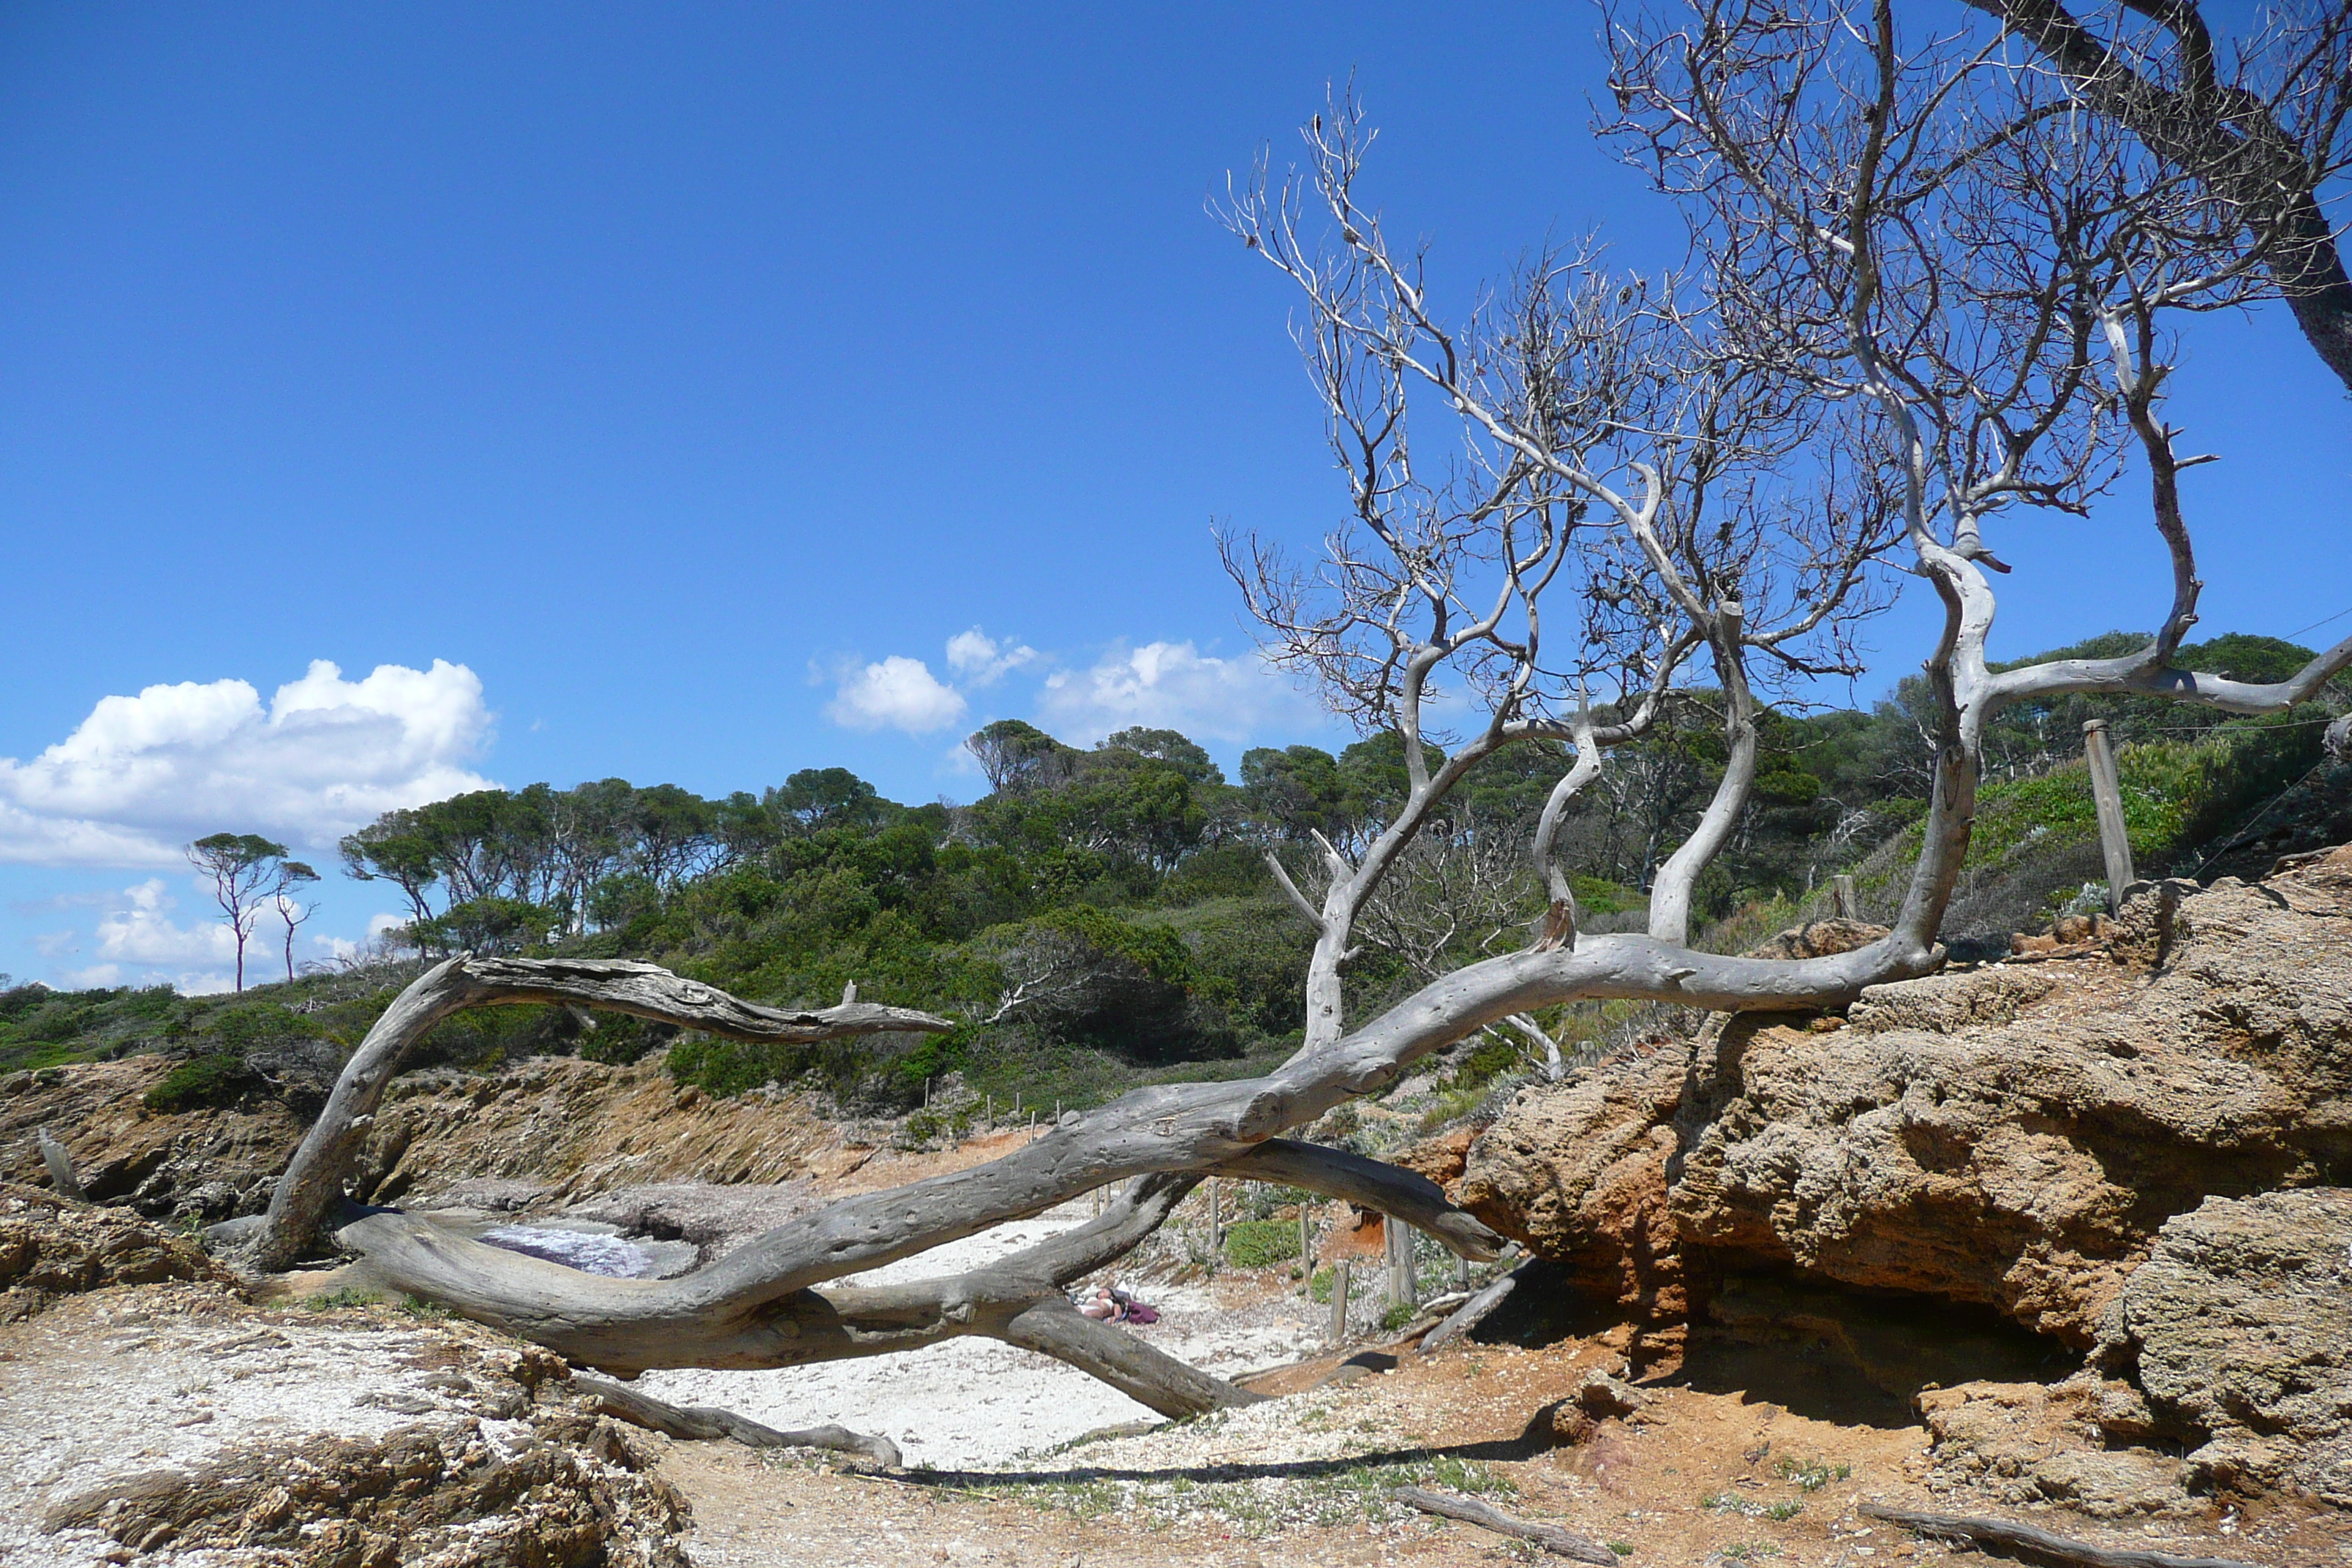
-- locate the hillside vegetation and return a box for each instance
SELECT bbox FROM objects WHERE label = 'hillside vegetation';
[5,633,2344,1118]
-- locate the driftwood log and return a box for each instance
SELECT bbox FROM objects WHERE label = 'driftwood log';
[1858,1502,2262,1568]
[573,1372,901,1467]
[286,937,1920,1416]
[238,956,957,1273]
[1417,1262,1525,1355]
[1393,1486,1616,1564]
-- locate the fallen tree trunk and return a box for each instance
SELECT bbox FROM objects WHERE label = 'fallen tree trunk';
[344,1167,1265,1415]
[1858,1502,2261,1568]
[288,937,1927,1410]
[241,955,955,1270]
[573,1372,901,1467]
[1394,1485,1616,1563]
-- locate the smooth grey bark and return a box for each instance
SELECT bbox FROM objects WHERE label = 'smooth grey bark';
[1858,1501,2258,1568]
[573,1372,902,1467]
[241,955,954,1270]
[1418,1263,1526,1356]
[1956,0,2352,396]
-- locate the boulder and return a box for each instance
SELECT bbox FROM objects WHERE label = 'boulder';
[1918,1376,2193,1518]
[1460,848,2352,1354]
[2105,1187,2352,1505]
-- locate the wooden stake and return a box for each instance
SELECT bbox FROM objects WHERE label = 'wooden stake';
[1299,1208,1312,1296]
[1831,873,1858,920]
[1385,1215,1418,1311]
[1330,1258,1351,1344]
[2084,719,2137,908]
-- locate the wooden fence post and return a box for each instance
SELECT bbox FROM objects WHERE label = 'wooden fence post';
[1831,874,1858,920]
[1299,1207,1312,1296]
[2083,719,2137,908]
[1330,1258,1351,1345]
[1385,1216,1419,1312]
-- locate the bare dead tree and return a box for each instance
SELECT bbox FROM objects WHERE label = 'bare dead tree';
[1217,95,1901,987]
[1599,0,2352,934]
[200,7,2351,1434]
[1953,0,2352,392]
[1352,807,1567,1075]
[272,861,321,984]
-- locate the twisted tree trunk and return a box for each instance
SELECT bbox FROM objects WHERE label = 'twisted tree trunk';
[241,955,959,1272]
[257,930,1929,1417]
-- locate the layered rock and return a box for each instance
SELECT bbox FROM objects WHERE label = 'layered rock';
[0,1180,233,1321]
[2106,1187,2352,1506]
[3,1055,864,1226]
[1460,847,2352,1368]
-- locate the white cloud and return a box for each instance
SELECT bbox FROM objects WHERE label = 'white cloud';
[823,655,969,735]
[944,627,1041,687]
[1037,641,1313,744]
[28,877,246,993]
[0,659,495,867]
[93,878,238,967]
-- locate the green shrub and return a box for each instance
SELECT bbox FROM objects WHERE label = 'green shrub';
[1221,1218,1302,1269]
[143,1053,264,1112]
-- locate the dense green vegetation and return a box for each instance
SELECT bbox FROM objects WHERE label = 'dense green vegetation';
[5,633,2343,1115]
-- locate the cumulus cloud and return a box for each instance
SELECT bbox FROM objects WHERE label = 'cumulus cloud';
[1037,641,1314,744]
[823,655,969,735]
[94,878,238,967]
[0,660,495,867]
[30,878,243,993]
[944,627,1041,687]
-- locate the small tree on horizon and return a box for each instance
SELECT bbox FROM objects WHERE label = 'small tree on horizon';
[271,861,322,984]
[187,832,292,992]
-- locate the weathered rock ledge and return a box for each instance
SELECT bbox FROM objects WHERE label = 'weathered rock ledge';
[1458,844,2352,1507]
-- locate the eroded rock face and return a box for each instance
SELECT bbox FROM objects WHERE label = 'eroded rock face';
[4,1055,862,1227]
[1460,848,2352,1359]
[0,1181,233,1320]
[0,1058,311,1221]
[2106,1187,2352,1506]
[1918,1376,2192,1518]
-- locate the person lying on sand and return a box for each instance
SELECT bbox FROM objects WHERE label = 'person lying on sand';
[1073,1284,1158,1324]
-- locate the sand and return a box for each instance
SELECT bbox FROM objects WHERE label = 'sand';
[634,1202,1326,1469]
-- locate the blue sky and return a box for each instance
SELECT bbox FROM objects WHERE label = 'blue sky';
[2,2,2345,991]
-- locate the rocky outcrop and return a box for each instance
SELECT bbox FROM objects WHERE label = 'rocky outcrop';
[1,1181,233,1320]
[1460,846,2352,1371]
[0,1195,693,1568]
[2104,1187,2352,1506]
[2,1055,866,1226]
[0,1058,312,1221]
[1917,1375,2194,1518]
